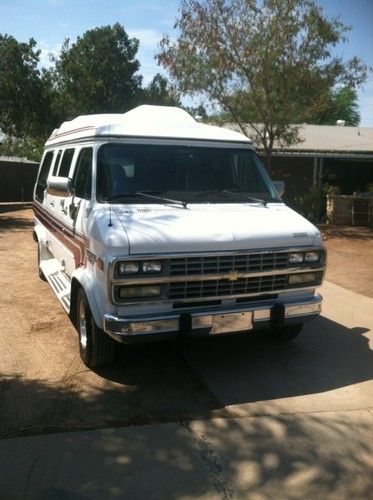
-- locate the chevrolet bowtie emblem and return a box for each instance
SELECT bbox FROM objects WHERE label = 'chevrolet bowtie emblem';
[225,271,240,282]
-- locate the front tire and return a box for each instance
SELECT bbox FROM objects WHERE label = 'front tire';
[269,323,303,342]
[76,288,116,368]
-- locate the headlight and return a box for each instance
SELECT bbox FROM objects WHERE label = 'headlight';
[288,272,316,285]
[289,252,304,264]
[117,261,140,275]
[118,285,161,299]
[142,261,162,273]
[305,251,319,263]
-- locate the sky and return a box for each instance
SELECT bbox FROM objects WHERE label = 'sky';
[1,0,373,125]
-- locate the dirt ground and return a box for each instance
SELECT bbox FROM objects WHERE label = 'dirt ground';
[0,205,372,440]
[320,224,373,298]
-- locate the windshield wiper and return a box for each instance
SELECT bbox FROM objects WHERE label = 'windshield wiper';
[105,191,188,208]
[222,190,268,206]
[135,191,188,208]
[194,189,268,206]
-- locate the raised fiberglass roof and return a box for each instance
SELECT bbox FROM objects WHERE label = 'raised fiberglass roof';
[46,105,251,146]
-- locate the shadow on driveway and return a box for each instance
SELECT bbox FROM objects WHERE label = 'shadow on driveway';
[1,315,371,439]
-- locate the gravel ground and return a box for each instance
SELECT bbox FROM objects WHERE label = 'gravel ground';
[0,205,372,439]
[321,224,373,298]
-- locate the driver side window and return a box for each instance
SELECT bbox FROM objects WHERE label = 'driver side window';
[73,148,93,199]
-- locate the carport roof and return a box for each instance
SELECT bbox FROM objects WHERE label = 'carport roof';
[223,123,373,154]
[0,155,38,164]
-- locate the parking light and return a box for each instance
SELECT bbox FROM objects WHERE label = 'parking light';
[118,286,161,299]
[288,272,316,285]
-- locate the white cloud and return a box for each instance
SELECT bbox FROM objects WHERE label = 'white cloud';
[38,41,62,68]
[127,28,163,51]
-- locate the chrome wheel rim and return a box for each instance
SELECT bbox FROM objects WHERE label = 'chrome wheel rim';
[79,300,88,349]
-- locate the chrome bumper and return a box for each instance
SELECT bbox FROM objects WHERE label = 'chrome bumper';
[104,294,322,343]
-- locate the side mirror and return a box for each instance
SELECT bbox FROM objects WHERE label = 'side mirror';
[47,176,72,197]
[273,180,285,198]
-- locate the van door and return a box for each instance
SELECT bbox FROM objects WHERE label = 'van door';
[62,147,93,275]
[48,148,77,276]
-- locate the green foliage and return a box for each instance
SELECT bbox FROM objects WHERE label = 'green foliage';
[141,73,181,106]
[52,23,142,117]
[158,0,369,165]
[308,86,360,125]
[0,34,53,140]
[0,25,183,161]
[295,183,332,222]
[0,136,43,162]
[182,104,208,120]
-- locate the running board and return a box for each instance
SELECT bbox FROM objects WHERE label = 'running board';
[41,258,71,313]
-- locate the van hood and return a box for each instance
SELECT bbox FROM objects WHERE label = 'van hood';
[113,203,320,255]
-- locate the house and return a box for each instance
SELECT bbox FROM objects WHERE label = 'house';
[223,123,373,210]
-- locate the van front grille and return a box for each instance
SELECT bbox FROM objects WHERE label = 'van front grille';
[168,274,288,300]
[169,251,289,277]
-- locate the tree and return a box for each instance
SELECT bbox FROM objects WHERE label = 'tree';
[0,34,52,140]
[308,86,360,126]
[0,136,43,162]
[52,23,142,118]
[141,73,181,106]
[158,0,368,166]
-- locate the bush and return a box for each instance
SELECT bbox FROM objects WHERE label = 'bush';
[295,183,332,222]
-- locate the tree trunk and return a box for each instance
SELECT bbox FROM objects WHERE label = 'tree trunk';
[264,148,273,170]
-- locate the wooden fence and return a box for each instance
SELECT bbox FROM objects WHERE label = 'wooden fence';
[0,159,39,202]
[327,194,373,227]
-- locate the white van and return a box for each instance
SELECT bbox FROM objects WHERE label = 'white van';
[33,105,326,368]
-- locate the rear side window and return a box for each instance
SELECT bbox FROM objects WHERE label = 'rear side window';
[58,148,75,177]
[35,151,54,202]
[52,150,62,176]
[72,148,92,199]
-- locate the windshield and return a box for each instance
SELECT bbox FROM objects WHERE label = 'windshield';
[96,143,281,204]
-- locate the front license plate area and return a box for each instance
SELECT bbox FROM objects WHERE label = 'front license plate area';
[211,311,253,335]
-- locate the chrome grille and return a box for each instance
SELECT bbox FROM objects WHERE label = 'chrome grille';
[168,274,288,300]
[169,251,289,276]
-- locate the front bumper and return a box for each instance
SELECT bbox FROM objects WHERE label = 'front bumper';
[104,294,322,343]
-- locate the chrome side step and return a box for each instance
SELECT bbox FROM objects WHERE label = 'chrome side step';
[41,258,71,313]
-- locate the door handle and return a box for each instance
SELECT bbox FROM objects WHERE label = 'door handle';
[49,201,54,207]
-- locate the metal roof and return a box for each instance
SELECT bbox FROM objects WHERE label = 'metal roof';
[223,123,373,154]
[0,155,38,164]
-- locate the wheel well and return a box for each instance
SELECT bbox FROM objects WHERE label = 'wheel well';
[69,278,81,328]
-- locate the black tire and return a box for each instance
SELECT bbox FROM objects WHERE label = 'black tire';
[76,288,116,368]
[269,323,303,342]
[37,244,47,281]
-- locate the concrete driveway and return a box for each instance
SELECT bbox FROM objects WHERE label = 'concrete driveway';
[1,281,372,499]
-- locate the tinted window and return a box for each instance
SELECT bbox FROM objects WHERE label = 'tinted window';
[35,151,54,202]
[52,150,62,176]
[73,148,92,199]
[96,144,279,203]
[58,148,75,177]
